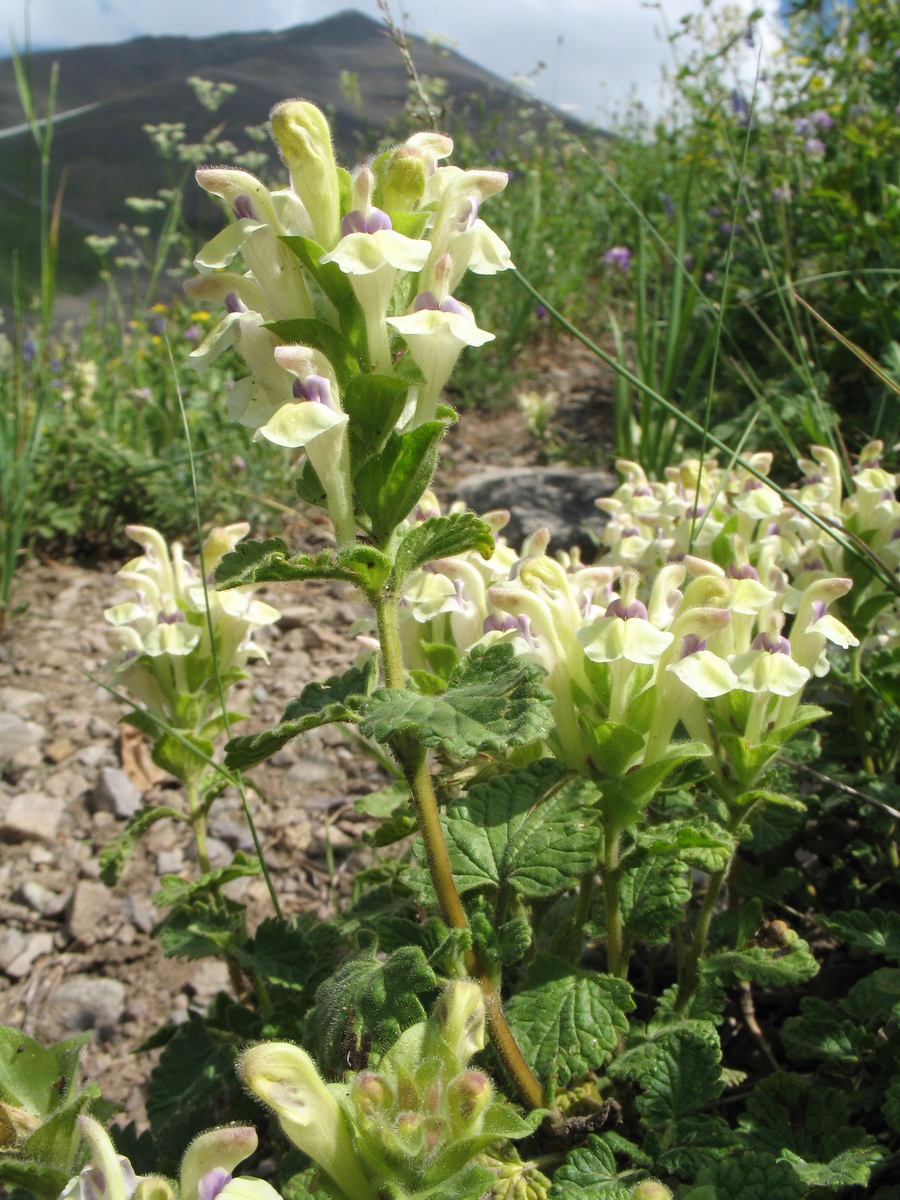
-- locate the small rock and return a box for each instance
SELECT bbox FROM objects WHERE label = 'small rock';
[0,793,64,844]
[49,976,126,1034]
[270,744,300,767]
[0,713,46,759]
[45,769,89,799]
[308,824,355,856]
[156,849,184,875]
[124,894,157,934]
[11,745,43,770]
[186,959,231,1003]
[28,845,55,866]
[208,816,256,854]
[92,767,143,820]
[44,738,75,764]
[251,685,268,704]
[282,756,344,789]
[67,880,114,943]
[15,880,54,914]
[4,931,55,979]
[0,928,27,971]
[79,745,111,768]
[88,716,114,739]
[0,686,44,714]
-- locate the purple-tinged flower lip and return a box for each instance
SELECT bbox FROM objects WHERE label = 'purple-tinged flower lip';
[621,526,642,539]
[292,374,336,409]
[802,556,826,572]
[457,198,479,230]
[233,194,257,221]
[752,631,791,654]
[633,486,653,497]
[483,613,518,634]
[157,610,186,625]
[224,291,247,314]
[340,207,392,237]
[198,1167,232,1200]
[82,1168,106,1200]
[412,291,466,315]
[605,598,648,620]
[678,634,707,659]
[742,479,764,492]
[726,563,759,581]
[803,472,823,485]
[811,600,828,622]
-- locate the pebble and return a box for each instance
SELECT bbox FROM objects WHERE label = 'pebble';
[156,849,184,875]
[45,769,89,799]
[282,756,344,789]
[92,767,143,820]
[124,893,157,934]
[0,686,44,714]
[0,793,64,844]
[10,744,43,770]
[49,976,127,1034]
[3,931,55,979]
[0,928,27,971]
[44,738,75,764]
[15,880,56,915]
[208,816,256,854]
[0,713,46,759]
[67,880,115,943]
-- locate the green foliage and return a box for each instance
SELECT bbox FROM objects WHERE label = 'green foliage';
[507,955,633,1087]
[224,662,374,769]
[359,643,555,759]
[442,759,600,899]
[548,1136,645,1200]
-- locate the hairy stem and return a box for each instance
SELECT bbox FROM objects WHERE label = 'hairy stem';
[602,825,625,978]
[373,592,545,1110]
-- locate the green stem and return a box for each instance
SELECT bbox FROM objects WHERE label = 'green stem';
[373,592,545,1111]
[851,644,876,774]
[673,807,747,1015]
[186,776,211,875]
[602,824,625,978]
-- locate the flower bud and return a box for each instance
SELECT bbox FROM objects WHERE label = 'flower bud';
[382,148,427,213]
[239,1043,375,1200]
[630,1182,673,1200]
[428,982,486,1066]
[446,1070,492,1134]
[351,1072,392,1117]
[269,100,340,250]
[180,1127,257,1200]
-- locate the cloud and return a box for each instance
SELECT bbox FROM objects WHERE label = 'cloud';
[0,0,783,120]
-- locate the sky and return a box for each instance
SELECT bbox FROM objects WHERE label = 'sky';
[0,0,783,123]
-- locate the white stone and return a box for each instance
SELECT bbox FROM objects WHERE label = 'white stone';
[0,793,64,844]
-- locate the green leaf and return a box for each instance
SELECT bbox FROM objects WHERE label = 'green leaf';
[780,997,863,1070]
[548,1135,645,1200]
[225,663,373,769]
[779,1142,884,1191]
[635,1032,723,1128]
[146,1014,245,1171]
[0,1028,88,1114]
[214,540,357,590]
[99,805,187,885]
[358,643,555,759]
[391,513,495,586]
[695,1152,805,1200]
[641,817,735,873]
[233,915,341,998]
[841,967,900,1023]
[354,412,454,541]
[304,943,438,1077]
[264,318,360,388]
[443,759,599,898]
[617,852,691,945]
[0,1158,73,1200]
[823,908,900,961]
[155,898,245,960]
[703,933,819,988]
[152,854,261,908]
[151,732,214,782]
[507,955,633,1087]
[342,373,410,471]
[588,721,645,778]
[883,1076,900,1133]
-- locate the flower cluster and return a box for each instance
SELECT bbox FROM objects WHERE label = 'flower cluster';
[395,483,857,802]
[186,101,512,545]
[104,523,279,742]
[239,982,534,1200]
[61,1118,278,1200]
[598,441,900,645]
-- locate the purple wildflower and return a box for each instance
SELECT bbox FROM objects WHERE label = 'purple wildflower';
[340,207,392,237]
[804,138,826,155]
[603,245,632,271]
